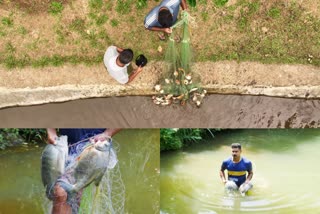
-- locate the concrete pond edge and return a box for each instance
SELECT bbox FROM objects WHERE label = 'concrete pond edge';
[1,84,319,109]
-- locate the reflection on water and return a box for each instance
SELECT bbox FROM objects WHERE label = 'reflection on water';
[161,129,320,214]
[0,129,159,214]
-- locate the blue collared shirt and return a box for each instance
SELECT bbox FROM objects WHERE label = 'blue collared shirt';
[144,0,182,29]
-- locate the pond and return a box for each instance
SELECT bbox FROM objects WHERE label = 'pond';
[160,129,320,214]
[0,129,159,214]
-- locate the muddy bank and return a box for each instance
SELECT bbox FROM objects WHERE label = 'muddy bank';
[0,61,320,108]
[0,95,319,128]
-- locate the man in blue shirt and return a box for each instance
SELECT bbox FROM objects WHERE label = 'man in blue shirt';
[220,143,253,194]
[144,0,187,40]
[46,128,121,214]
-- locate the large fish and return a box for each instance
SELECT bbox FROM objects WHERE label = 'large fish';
[41,135,68,199]
[225,180,238,192]
[58,139,117,198]
[239,182,253,196]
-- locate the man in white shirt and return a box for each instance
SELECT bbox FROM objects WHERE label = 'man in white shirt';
[104,46,143,84]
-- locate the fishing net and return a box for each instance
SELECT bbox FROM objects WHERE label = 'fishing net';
[40,135,125,214]
[77,140,125,214]
[153,11,207,107]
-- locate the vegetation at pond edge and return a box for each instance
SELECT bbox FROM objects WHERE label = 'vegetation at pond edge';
[0,129,46,150]
[0,0,320,69]
[160,129,221,152]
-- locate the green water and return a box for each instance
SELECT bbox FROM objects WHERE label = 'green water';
[160,129,320,214]
[0,129,159,214]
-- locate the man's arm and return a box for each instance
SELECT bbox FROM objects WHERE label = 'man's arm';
[104,129,122,137]
[220,163,227,184]
[245,171,253,183]
[93,129,122,142]
[220,170,227,184]
[116,47,124,53]
[180,0,188,10]
[46,128,57,144]
[126,66,143,84]
[147,26,172,34]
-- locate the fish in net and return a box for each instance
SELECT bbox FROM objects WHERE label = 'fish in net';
[152,11,207,107]
[40,135,125,214]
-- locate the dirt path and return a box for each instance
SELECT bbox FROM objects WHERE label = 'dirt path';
[0,61,320,108]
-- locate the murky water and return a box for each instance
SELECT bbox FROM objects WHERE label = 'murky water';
[160,129,320,214]
[0,95,319,128]
[0,129,159,214]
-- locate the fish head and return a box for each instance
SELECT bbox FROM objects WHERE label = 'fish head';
[94,138,112,152]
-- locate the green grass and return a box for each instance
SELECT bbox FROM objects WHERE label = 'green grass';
[1,17,13,27]
[136,0,147,9]
[213,0,229,7]
[89,0,104,10]
[1,0,320,70]
[48,2,64,15]
[5,42,16,53]
[95,14,108,26]
[18,26,27,35]
[268,7,281,18]
[201,11,209,21]
[69,18,86,32]
[110,19,119,27]
[3,55,101,69]
[116,0,132,14]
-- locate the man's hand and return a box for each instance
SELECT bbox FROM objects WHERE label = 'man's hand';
[136,66,143,73]
[47,128,58,145]
[116,47,124,53]
[92,133,110,143]
[163,28,172,34]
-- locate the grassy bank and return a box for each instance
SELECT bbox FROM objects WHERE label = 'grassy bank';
[0,0,319,69]
[160,128,222,152]
[0,129,46,150]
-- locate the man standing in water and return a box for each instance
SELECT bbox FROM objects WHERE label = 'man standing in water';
[144,0,188,40]
[46,128,121,214]
[220,143,253,195]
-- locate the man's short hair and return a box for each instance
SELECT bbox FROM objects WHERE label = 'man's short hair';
[119,49,133,64]
[158,9,173,28]
[231,143,241,150]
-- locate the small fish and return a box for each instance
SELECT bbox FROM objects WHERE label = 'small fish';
[177,94,184,100]
[166,94,173,100]
[41,136,69,200]
[189,88,198,93]
[154,85,161,92]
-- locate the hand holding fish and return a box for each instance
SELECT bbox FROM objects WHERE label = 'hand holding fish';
[47,128,58,145]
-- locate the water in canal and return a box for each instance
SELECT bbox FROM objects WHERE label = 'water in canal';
[0,129,159,214]
[160,129,320,214]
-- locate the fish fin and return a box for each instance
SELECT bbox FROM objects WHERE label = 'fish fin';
[94,172,104,186]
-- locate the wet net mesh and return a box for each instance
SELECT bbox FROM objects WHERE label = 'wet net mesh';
[77,140,125,214]
[153,11,207,107]
[38,135,125,214]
